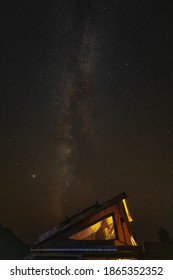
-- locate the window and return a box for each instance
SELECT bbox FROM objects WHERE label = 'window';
[69,215,117,240]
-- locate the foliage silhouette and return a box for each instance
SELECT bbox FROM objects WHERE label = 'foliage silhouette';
[0,225,29,259]
[158,227,171,243]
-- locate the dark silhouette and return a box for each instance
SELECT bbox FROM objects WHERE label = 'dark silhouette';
[158,227,171,243]
[95,219,110,240]
[0,225,29,259]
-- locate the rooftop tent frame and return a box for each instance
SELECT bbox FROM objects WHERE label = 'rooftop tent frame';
[35,192,128,244]
[28,192,139,259]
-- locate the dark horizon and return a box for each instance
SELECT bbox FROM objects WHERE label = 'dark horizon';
[0,0,172,245]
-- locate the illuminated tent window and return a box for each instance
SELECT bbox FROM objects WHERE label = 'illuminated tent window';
[69,216,116,240]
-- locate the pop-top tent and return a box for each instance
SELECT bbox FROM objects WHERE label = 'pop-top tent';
[27,192,141,259]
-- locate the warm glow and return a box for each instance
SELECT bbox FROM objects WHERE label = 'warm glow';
[122,199,133,222]
[69,216,116,240]
[130,235,137,246]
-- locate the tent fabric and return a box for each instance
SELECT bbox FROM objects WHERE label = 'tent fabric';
[67,201,135,246]
[33,193,137,249]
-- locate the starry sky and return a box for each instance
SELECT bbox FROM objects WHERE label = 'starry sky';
[0,0,173,244]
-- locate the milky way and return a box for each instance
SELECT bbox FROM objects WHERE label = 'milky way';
[54,22,99,216]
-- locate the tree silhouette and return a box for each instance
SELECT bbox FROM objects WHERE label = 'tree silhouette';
[0,225,29,259]
[158,227,171,243]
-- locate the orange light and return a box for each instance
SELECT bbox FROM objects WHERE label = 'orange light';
[69,216,115,240]
[122,199,133,222]
[130,235,137,246]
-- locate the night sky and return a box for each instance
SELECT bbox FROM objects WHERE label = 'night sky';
[0,0,173,244]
